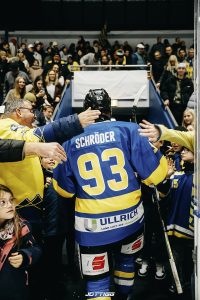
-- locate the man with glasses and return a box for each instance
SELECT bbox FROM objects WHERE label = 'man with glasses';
[17,105,36,127]
[0,98,100,230]
[0,98,100,299]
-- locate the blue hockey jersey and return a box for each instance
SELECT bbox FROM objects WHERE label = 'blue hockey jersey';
[53,121,168,246]
[167,170,194,239]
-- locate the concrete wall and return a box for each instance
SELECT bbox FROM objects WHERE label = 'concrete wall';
[2,30,194,49]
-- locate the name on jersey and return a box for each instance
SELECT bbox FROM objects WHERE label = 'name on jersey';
[75,131,115,149]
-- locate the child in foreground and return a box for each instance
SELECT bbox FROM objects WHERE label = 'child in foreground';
[0,184,41,300]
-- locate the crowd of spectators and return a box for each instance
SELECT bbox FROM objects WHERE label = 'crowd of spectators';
[0,34,196,300]
[0,35,195,126]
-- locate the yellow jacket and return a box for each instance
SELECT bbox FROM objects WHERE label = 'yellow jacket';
[0,118,43,206]
[159,124,194,152]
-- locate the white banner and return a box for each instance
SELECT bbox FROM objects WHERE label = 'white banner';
[72,70,149,107]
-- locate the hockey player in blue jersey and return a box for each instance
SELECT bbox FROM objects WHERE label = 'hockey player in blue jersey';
[53,89,168,300]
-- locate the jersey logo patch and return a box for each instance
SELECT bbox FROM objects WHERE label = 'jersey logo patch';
[121,234,144,254]
[92,255,105,270]
[10,124,24,131]
[81,252,109,275]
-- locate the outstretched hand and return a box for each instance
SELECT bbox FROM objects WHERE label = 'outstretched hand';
[25,142,67,163]
[167,158,176,178]
[78,107,101,128]
[138,120,160,142]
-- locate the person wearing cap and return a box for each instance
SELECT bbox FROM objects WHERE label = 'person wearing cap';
[23,44,35,66]
[66,54,80,74]
[160,62,194,125]
[131,43,147,69]
[113,49,126,67]
[28,44,34,49]
[52,41,58,47]
[51,41,59,56]
[24,91,37,105]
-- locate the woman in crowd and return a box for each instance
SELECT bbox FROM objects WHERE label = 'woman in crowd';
[4,76,27,103]
[157,54,179,89]
[182,108,195,131]
[43,69,63,107]
[28,59,43,83]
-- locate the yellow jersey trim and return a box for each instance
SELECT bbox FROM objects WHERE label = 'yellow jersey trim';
[75,190,141,214]
[142,156,168,186]
[167,230,193,239]
[114,270,135,279]
[53,179,74,198]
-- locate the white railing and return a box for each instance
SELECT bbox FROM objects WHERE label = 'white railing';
[70,64,149,71]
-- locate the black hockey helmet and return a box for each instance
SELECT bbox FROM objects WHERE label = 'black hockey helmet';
[84,88,111,113]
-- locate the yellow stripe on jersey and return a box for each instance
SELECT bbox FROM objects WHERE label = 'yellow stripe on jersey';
[167,230,193,239]
[75,190,141,214]
[53,179,75,198]
[189,225,194,231]
[114,270,135,279]
[142,156,168,186]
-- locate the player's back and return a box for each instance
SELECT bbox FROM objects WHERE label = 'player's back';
[66,121,141,200]
[54,120,167,245]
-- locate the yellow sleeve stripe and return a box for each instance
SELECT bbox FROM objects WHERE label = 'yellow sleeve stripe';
[167,230,193,239]
[142,156,168,186]
[114,270,135,279]
[52,179,74,198]
[76,189,141,214]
